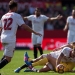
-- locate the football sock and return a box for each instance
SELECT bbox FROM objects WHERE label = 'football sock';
[20,64,28,69]
[0,59,8,69]
[37,46,43,55]
[32,57,48,66]
[34,46,38,58]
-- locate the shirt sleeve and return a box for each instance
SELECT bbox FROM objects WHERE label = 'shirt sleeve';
[43,15,49,22]
[16,14,25,26]
[27,15,33,21]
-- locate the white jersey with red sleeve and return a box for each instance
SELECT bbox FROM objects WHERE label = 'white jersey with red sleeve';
[0,12,25,43]
[67,16,75,32]
[27,15,49,35]
[67,16,75,43]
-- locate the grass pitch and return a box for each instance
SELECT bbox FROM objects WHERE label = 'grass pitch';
[0,50,75,75]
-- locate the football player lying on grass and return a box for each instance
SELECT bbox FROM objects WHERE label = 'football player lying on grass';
[14,42,75,73]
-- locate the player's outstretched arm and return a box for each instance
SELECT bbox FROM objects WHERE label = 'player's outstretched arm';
[48,14,63,21]
[23,17,28,20]
[53,43,73,51]
[21,24,42,36]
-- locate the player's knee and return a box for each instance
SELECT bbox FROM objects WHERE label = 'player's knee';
[5,56,12,62]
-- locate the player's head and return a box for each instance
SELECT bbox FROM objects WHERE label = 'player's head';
[72,9,75,18]
[35,7,41,17]
[71,42,75,48]
[9,0,18,12]
[71,42,75,57]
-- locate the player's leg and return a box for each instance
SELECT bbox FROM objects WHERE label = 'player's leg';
[14,64,28,73]
[25,52,57,72]
[24,57,48,72]
[67,31,73,43]
[38,62,53,72]
[24,53,48,71]
[32,34,38,58]
[30,62,54,72]
[46,54,56,69]
[0,42,15,69]
[14,52,33,73]
[33,45,38,58]
[24,51,48,67]
[32,54,48,66]
[37,35,43,55]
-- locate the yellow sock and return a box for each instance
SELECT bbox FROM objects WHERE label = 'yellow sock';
[32,57,48,67]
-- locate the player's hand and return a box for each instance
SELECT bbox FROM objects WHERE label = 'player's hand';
[63,28,67,31]
[56,15,63,20]
[35,32,42,36]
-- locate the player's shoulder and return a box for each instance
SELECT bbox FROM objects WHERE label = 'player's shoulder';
[67,16,72,19]
[62,47,71,51]
[13,12,21,17]
[29,15,34,17]
[40,15,47,17]
[2,12,21,18]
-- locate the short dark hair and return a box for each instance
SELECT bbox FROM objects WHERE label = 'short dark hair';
[9,0,17,9]
[35,7,41,11]
[72,42,75,45]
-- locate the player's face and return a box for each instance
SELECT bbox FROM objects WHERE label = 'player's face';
[35,9,41,16]
[72,10,75,17]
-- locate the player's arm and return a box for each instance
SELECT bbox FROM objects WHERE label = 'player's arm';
[47,14,63,21]
[63,22,69,31]
[21,24,42,36]
[53,43,72,51]
[17,15,41,36]
[56,53,64,66]
[23,17,28,20]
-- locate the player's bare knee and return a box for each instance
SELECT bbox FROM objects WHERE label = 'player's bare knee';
[5,56,12,62]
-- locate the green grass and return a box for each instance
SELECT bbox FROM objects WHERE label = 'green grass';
[0,50,75,75]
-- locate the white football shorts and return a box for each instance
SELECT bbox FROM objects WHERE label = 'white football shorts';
[2,42,16,57]
[32,34,43,45]
[67,30,75,43]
